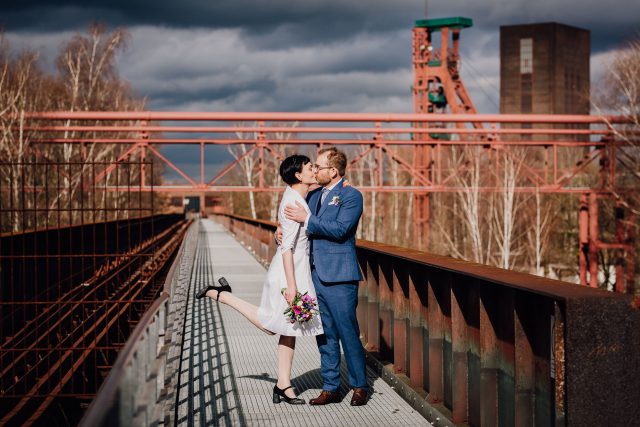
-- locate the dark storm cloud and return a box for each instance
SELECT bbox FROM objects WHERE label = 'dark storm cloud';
[5,0,634,117]
[3,0,420,40]
[8,0,628,117]
[109,25,414,113]
[4,0,638,53]
[144,79,278,107]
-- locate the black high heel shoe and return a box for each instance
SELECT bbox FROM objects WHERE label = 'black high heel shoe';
[195,277,233,300]
[217,277,232,291]
[273,385,305,405]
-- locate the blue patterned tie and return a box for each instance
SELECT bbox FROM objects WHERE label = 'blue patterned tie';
[320,187,330,205]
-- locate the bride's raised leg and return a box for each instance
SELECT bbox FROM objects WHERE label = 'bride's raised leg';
[204,289,275,335]
[276,336,298,398]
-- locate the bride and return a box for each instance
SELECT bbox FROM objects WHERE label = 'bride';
[196,154,323,405]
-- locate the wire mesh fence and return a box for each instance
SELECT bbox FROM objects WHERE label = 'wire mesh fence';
[0,157,185,425]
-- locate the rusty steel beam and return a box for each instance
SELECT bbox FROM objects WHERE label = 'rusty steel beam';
[208,145,259,186]
[24,225,185,425]
[13,185,623,194]
[20,111,630,123]
[0,155,188,424]
[25,124,614,135]
[0,220,189,426]
[0,299,153,304]
[28,137,612,146]
[392,260,409,376]
[0,221,184,362]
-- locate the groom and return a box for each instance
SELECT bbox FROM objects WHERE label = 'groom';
[283,147,368,406]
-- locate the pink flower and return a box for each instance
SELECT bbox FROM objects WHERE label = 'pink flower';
[282,291,320,324]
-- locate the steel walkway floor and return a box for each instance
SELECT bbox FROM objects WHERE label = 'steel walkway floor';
[175,219,431,426]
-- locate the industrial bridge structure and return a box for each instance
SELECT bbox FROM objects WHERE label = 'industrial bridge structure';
[1,15,639,427]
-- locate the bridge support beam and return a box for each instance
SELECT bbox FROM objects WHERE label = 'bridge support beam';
[451,277,469,423]
[408,265,427,391]
[392,261,409,376]
[579,192,636,292]
[589,192,599,288]
[365,256,380,353]
[427,273,446,404]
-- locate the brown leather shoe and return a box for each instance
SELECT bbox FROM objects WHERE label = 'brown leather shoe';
[309,390,341,405]
[350,388,368,406]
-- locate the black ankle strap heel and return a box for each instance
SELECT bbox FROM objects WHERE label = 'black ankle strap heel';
[195,285,216,300]
[273,385,305,405]
[216,277,232,300]
[195,277,233,300]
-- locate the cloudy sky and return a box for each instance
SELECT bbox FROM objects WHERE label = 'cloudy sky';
[3,0,638,179]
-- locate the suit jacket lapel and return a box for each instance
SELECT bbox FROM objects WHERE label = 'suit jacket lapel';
[306,189,319,215]
[318,181,344,217]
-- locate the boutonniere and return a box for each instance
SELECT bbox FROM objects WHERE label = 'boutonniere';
[329,195,341,206]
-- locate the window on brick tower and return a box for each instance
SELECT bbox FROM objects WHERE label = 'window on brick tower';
[520,38,533,74]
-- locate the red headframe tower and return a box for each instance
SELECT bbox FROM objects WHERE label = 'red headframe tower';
[411,17,477,250]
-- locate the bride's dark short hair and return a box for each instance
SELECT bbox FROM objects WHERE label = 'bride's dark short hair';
[280,154,311,185]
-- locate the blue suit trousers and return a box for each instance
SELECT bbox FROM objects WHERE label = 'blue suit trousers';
[312,268,368,392]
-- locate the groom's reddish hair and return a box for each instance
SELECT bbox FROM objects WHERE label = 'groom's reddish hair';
[318,147,347,176]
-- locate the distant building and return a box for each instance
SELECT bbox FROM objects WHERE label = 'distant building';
[500,23,590,116]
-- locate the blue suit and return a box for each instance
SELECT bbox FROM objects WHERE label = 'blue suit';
[306,179,368,392]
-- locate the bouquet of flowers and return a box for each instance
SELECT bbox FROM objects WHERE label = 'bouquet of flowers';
[281,289,320,324]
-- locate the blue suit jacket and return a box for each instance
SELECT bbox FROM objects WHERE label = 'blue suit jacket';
[306,180,364,283]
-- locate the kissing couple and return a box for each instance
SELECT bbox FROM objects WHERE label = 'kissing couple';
[197,147,368,407]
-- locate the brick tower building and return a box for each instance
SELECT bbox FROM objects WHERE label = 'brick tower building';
[500,23,590,116]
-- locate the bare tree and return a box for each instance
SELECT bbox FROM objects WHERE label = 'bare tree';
[266,122,299,221]
[593,36,640,213]
[53,24,134,222]
[0,35,46,231]
[351,145,368,240]
[492,148,526,269]
[524,186,554,275]
[228,141,258,219]
[0,25,146,232]
[453,146,490,264]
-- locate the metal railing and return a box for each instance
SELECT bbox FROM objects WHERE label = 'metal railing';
[215,212,640,426]
[80,295,169,426]
[79,220,195,426]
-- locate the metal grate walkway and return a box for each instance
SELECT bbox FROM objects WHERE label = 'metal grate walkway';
[175,219,431,426]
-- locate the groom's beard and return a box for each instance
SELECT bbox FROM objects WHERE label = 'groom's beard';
[315,175,331,186]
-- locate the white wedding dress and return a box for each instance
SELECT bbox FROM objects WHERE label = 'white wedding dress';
[257,186,324,336]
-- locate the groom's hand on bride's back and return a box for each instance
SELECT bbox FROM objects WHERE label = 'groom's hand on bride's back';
[284,201,308,223]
